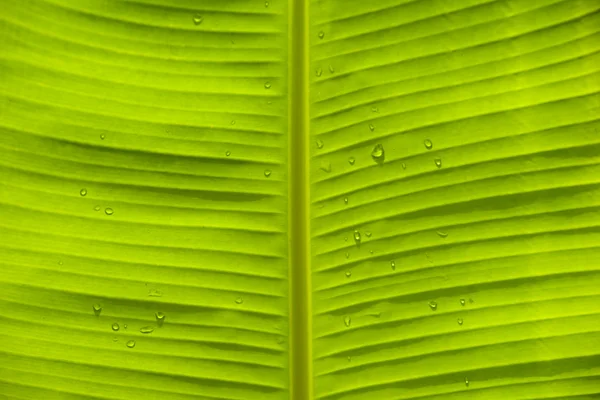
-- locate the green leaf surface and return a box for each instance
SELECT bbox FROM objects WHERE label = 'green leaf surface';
[1,0,599,399]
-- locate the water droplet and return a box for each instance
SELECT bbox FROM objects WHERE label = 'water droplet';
[391,261,396,270]
[348,156,356,165]
[58,261,63,265]
[80,188,87,196]
[402,162,406,169]
[263,169,272,178]
[369,249,374,254]
[316,68,322,77]
[105,208,113,216]
[371,144,385,163]
[92,304,102,316]
[353,229,361,245]
[225,151,231,156]
[465,377,470,387]
[155,312,166,327]
[126,340,136,348]
[111,323,119,331]
[344,316,351,327]
[94,205,100,211]
[344,197,348,205]
[316,139,324,149]
[264,81,272,89]
[347,356,352,362]
[345,270,351,278]
[369,124,375,132]
[437,230,448,238]
[365,231,372,238]
[318,31,324,39]
[265,0,269,7]
[100,134,105,140]
[329,64,334,73]
[320,161,331,173]
[235,297,243,304]
[345,252,350,259]
[112,337,118,342]
[460,298,466,306]
[457,318,463,326]
[344,237,348,241]
[230,120,236,125]
[193,14,203,25]
[429,301,438,311]
[424,139,433,149]
[148,289,163,297]
[434,158,442,168]
[124,324,128,329]
[371,106,379,113]
[140,326,154,334]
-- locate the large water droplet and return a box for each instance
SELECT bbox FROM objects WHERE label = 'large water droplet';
[93,304,102,316]
[80,188,87,197]
[126,340,136,349]
[111,323,119,331]
[434,158,442,168]
[193,14,203,25]
[140,326,154,334]
[345,270,351,278]
[437,230,448,238]
[156,312,166,327]
[424,139,433,149]
[320,161,331,173]
[318,31,324,39]
[353,229,361,245]
[371,144,385,164]
[344,316,351,327]
[316,139,324,149]
[235,297,243,304]
[457,318,463,326]
[264,169,272,177]
[369,124,375,132]
[429,301,438,311]
[316,68,322,77]
[348,156,355,165]
[105,208,114,216]
[264,81,272,89]
[391,261,396,270]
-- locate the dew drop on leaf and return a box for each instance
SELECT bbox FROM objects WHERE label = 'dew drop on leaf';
[105,208,114,216]
[264,81,272,89]
[465,377,470,387]
[457,318,463,326]
[328,64,334,74]
[148,289,163,297]
[348,156,355,165]
[140,326,154,334]
[344,316,351,327]
[319,161,331,173]
[365,231,372,238]
[94,205,101,211]
[230,120,235,125]
[429,301,438,311]
[353,229,361,245]
[126,340,136,349]
[345,270,351,278]
[402,162,406,169]
[264,169,272,177]
[424,139,433,149]
[225,151,231,156]
[369,124,375,132]
[316,139,324,149]
[155,312,165,327]
[80,188,87,196]
[193,14,203,25]
[371,144,385,163]
[434,158,442,168]
[235,297,243,304]
[100,134,105,140]
[318,31,324,39]
[265,1,269,7]
[371,106,379,113]
[391,261,396,270]
[437,230,448,238]
[92,304,102,316]
[111,323,119,331]
[460,298,466,306]
[344,197,348,205]
[316,68,322,77]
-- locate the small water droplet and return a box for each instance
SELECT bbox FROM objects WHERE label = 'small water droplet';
[348,156,355,165]
[465,377,470,387]
[235,297,243,304]
[460,298,466,306]
[80,188,87,196]
[230,120,236,125]
[429,301,438,311]
[347,356,352,361]
[329,64,334,73]
[140,326,154,334]
[371,143,385,164]
[316,68,322,77]
[353,229,361,245]
[344,197,348,205]
[344,237,348,241]
[345,252,349,259]
[193,14,203,25]
[94,205,100,211]
[124,324,128,329]
[369,249,373,254]
[264,169,272,177]
[58,260,63,265]
[126,340,136,348]
[369,124,375,132]
[318,31,324,39]
[457,318,463,326]
[265,0,269,7]
[316,139,324,149]
[391,261,396,270]
[264,81,272,89]
[344,316,351,327]
[437,230,448,238]
[111,323,119,331]
[345,270,351,278]
[100,134,105,140]
[424,139,433,149]
[402,162,406,169]
[365,231,372,238]
[92,304,102,316]
[225,151,231,156]
[434,158,442,168]
[155,312,165,327]
[105,208,113,216]
[148,289,163,297]
[112,337,118,342]
[320,161,331,173]
[371,106,379,113]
